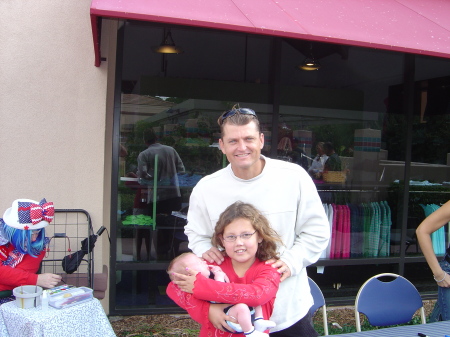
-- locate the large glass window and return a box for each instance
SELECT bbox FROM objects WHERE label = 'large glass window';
[112,20,450,314]
[403,55,450,294]
[277,40,406,298]
[114,22,273,312]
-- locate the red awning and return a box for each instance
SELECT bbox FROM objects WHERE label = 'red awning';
[90,0,450,67]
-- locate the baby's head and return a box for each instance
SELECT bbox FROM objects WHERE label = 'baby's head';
[167,252,210,281]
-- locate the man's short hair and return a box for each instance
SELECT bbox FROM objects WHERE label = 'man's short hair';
[217,105,260,136]
[324,142,334,152]
[143,128,157,144]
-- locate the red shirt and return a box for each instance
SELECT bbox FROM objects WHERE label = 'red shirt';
[0,243,44,292]
[167,257,280,337]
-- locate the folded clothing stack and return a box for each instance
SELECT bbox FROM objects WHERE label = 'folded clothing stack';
[122,214,153,226]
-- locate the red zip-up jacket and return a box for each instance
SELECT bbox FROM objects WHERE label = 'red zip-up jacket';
[0,243,44,291]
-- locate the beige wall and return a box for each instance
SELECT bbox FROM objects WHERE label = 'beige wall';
[0,1,116,312]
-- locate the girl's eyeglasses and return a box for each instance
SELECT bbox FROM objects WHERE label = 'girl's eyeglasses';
[220,108,256,125]
[222,230,257,242]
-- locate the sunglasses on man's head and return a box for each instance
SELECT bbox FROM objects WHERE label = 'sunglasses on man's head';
[220,108,257,124]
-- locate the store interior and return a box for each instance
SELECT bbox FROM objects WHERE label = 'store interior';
[111,21,450,313]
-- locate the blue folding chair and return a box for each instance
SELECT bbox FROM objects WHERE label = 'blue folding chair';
[355,273,426,331]
[308,277,328,336]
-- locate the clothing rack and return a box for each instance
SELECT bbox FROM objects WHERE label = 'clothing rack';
[421,203,447,255]
[322,201,392,260]
[319,189,384,204]
[318,189,381,193]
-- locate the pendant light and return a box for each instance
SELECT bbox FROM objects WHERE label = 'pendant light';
[152,29,183,54]
[299,58,321,71]
[299,43,321,71]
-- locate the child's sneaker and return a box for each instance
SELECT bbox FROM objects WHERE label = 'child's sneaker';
[244,329,269,337]
[254,318,276,332]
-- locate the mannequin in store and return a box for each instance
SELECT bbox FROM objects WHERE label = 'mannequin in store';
[184,105,330,337]
[291,138,309,171]
[307,142,328,179]
[416,200,450,321]
[0,198,62,305]
[323,142,342,172]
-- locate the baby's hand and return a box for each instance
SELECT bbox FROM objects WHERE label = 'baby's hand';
[208,265,229,282]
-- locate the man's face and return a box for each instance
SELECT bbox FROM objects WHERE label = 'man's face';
[316,146,323,155]
[219,121,264,178]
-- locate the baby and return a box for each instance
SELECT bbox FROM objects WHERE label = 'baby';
[168,252,276,336]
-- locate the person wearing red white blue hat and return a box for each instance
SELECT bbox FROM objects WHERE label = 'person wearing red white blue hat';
[0,198,62,304]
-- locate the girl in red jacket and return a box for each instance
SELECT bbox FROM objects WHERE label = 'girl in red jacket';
[167,201,282,336]
[0,198,61,304]
[169,252,277,336]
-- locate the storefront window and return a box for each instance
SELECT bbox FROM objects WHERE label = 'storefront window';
[278,40,406,259]
[114,22,274,311]
[112,20,450,313]
[403,55,450,293]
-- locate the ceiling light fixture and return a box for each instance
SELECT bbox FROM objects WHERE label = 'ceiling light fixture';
[152,29,183,54]
[299,43,321,71]
[299,57,321,71]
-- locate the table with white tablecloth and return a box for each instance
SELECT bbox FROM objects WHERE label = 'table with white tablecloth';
[0,297,116,337]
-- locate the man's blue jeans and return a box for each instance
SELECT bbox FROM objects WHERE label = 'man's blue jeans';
[429,259,450,322]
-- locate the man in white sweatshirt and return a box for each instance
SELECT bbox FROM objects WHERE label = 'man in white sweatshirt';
[184,106,330,337]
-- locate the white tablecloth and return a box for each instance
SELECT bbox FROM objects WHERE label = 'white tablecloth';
[0,298,116,337]
[0,309,7,337]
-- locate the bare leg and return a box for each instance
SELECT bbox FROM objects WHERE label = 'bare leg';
[253,305,276,332]
[227,303,253,332]
[254,305,263,318]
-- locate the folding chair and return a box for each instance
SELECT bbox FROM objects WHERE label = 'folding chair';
[308,277,329,336]
[355,273,426,331]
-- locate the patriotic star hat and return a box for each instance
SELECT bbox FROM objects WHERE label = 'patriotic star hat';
[2,198,54,230]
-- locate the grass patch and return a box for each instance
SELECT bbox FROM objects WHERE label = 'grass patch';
[111,301,435,336]
[314,313,430,335]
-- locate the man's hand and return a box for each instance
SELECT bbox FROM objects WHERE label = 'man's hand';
[37,273,62,288]
[266,258,291,282]
[202,247,225,264]
[172,268,199,293]
[208,303,237,332]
